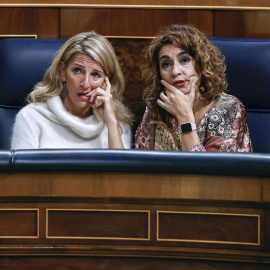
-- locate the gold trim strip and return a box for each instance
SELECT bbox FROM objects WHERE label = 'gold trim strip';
[0,35,150,39]
[106,36,153,39]
[0,208,39,239]
[0,35,37,38]
[46,208,150,241]
[1,4,270,10]
[157,211,260,246]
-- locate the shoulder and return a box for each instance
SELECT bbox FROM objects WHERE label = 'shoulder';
[119,121,131,134]
[15,102,48,123]
[18,102,47,113]
[212,93,248,124]
[219,92,245,106]
[140,106,155,124]
[215,92,246,111]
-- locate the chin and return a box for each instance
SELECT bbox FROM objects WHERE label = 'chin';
[177,88,189,95]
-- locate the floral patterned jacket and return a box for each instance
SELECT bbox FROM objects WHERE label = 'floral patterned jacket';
[135,93,252,152]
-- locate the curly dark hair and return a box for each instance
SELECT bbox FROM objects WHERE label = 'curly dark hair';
[141,24,228,123]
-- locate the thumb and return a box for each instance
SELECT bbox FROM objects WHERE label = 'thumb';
[189,78,198,97]
[188,78,199,106]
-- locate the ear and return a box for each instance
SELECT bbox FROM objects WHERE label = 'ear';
[60,61,66,82]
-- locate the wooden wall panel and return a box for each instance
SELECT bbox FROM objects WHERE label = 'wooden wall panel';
[47,209,149,240]
[158,212,260,245]
[0,256,266,270]
[0,172,269,267]
[1,0,270,9]
[215,11,270,38]
[0,8,59,38]
[0,172,263,201]
[0,209,38,237]
[60,8,213,38]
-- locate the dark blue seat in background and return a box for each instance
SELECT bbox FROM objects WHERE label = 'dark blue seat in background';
[0,37,270,152]
[0,38,66,149]
[209,37,270,154]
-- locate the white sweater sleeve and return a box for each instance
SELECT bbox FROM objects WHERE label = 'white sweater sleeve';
[120,123,132,149]
[11,109,40,149]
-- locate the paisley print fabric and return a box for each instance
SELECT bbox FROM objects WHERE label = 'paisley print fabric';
[135,93,252,152]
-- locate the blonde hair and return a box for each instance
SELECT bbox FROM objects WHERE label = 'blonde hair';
[142,24,227,122]
[28,31,132,125]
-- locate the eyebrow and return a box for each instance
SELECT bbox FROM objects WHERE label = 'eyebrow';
[72,63,105,74]
[159,51,188,62]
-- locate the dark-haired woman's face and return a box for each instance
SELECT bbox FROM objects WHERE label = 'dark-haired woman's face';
[159,44,199,95]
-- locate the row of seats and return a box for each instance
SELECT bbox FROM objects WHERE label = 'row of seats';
[0,37,270,152]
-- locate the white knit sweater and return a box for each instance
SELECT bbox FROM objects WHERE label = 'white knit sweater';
[11,96,131,149]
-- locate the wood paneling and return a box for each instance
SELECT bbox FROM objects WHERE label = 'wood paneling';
[0,172,263,202]
[0,209,38,237]
[60,9,213,38]
[0,175,268,268]
[215,11,270,38]
[0,256,266,270]
[47,209,149,240]
[2,7,270,40]
[158,212,259,245]
[0,8,59,38]
[263,178,270,202]
[1,0,270,9]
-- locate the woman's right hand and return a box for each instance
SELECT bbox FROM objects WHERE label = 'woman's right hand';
[157,77,199,125]
[88,76,117,126]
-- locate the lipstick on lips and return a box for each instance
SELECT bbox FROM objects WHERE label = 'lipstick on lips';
[173,80,186,88]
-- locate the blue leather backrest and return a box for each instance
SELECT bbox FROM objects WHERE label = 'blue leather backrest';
[209,37,270,153]
[10,149,270,177]
[0,38,66,149]
[0,37,270,152]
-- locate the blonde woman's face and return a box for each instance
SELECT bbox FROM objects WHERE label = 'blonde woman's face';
[61,54,105,118]
[159,44,199,95]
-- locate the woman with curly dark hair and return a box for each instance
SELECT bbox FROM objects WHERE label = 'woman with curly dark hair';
[135,24,252,152]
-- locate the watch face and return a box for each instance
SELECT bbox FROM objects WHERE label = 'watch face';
[181,123,192,133]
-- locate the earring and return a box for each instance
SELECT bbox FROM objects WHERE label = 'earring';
[199,86,205,93]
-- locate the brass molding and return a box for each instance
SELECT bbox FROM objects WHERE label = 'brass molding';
[0,208,39,239]
[0,35,150,39]
[46,208,150,241]
[0,35,37,39]
[1,4,270,10]
[157,211,260,246]
[106,36,153,39]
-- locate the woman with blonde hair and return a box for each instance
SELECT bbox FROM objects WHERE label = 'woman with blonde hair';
[12,31,132,149]
[135,24,252,152]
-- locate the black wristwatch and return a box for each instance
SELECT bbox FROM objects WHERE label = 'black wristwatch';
[178,123,197,134]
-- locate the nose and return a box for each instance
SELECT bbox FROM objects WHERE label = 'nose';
[81,75,91,90]
[172,61,183,77]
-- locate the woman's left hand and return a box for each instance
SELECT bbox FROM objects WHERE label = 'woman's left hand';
[88,76,117,125]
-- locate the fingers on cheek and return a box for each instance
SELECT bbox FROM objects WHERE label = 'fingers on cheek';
[95,96,101,107]
[88,91,97,102]
[160,91,167,100]
[157,99,165,109]
[96,96,108,107]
